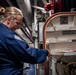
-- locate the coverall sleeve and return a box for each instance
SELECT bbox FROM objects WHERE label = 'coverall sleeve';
[5,33,48,64]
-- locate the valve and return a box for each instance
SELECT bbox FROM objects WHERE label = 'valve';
[44,3,51,11]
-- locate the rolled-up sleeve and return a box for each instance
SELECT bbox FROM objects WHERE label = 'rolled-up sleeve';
[5,33,48,64]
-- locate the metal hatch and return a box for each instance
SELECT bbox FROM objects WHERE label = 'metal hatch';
[43,12,76,75]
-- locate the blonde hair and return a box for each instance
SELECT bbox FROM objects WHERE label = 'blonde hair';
[0,6,23,21]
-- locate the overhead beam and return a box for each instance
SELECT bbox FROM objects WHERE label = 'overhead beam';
[16,0,32,26]
[6,0,13,6]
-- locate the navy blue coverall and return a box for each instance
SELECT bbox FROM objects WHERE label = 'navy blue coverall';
[0,23,48,75]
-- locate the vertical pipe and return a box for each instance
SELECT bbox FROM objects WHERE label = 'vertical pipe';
[34,0,38,32]
[51,0,55,14]
[33,1,38,75]
[58,0,62,12]
[52,59,56,75]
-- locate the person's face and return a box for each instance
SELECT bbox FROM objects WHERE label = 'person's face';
[9,15,23,30]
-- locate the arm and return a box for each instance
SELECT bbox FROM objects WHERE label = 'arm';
[5,33,48,64]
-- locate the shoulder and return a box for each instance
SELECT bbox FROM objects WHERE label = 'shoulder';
[0,23,14,36]
[0,23,15,40]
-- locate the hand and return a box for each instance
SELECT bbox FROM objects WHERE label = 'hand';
[47,49,51,57]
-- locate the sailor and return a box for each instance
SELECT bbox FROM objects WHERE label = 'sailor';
[0,6,49,75]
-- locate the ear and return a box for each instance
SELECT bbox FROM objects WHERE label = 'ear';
[6,16,11,21]
[3,16,11,22]
[4,16,12,25]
